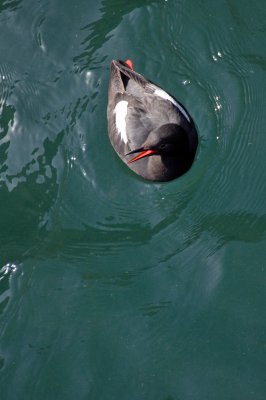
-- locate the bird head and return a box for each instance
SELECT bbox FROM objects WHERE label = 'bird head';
[126,124,189,164]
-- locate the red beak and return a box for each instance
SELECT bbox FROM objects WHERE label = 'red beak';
[127,149,158,164]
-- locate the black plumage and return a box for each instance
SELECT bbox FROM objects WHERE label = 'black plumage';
[107,59,198,181]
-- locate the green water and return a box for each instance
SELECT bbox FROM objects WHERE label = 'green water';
[0,0,266,399]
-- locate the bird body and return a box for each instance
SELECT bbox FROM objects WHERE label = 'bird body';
[107,59,198,181]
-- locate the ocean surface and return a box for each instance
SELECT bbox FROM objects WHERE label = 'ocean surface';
[0,0,266,399]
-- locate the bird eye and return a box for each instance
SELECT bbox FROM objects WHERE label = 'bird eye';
[160,143,166,149]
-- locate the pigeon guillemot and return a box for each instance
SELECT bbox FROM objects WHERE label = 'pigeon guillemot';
[107,59,198,182]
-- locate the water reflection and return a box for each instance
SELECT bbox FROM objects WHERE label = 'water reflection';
[73,0,158,71]
[0,0,22,14]
[0,263,18,315]
[0,128,63,264]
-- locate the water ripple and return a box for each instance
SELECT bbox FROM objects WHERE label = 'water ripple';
[1,0,265,273]
[0,263,18,316]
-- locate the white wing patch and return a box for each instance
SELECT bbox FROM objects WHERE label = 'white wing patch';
[114,100,128,143]
[154,88,191,122]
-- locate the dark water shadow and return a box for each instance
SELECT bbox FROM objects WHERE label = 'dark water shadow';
[0,0,22,14]
[26,221,152,263]
[73,0,158,71]
[15,210,266,270]
[158,211,266,264]
[202,212,266,245]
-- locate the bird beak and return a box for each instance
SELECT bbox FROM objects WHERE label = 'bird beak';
[126,148,158,164]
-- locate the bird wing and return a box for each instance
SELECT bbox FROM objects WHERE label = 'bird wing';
[108,60,192,155]
[123,93,182,150]
[111,60,191,123]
